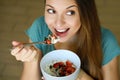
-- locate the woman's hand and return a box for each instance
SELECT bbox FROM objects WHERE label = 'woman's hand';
[10,41,43,80]
[11,41,40,62]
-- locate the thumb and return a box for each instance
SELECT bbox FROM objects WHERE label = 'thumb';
[12,41,21,47]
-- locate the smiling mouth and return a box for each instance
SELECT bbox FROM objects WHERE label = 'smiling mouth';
[55,28,70,37]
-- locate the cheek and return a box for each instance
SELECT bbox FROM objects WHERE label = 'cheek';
[67,16,81,28]
[75,22,81,29]
[75,18,81,29]
[45,16,55,33]
[45,16,53,27]
[45,12,55,25]
[71,20,81,30]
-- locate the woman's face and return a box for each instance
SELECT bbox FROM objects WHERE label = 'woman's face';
[45,0,81,42]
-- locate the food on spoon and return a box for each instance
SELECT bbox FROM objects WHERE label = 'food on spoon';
[45,60,76,77]
[45,39,51,44]
[45,34,60,44]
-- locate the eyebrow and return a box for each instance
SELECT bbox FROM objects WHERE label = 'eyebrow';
[46,4,54,8]
[66,5,78,9]
[46,4,78,9]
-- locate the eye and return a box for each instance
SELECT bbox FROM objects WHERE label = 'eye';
[66,10,75,16]
[47,9,56,14]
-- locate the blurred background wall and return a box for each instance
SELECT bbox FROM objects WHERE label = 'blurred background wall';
[0,0,119,80]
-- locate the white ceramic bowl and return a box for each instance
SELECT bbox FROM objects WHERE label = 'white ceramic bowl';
[40,49,81,80]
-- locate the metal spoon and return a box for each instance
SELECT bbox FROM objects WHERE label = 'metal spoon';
[10,34,60,50]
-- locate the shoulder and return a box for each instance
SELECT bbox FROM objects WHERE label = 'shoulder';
[27,16,50,35]
[101,27,119,49]
[34,16,45,23]
[101,27,118,47]
[101,27,115,39]
[25,16,51,41]
[101,27,120,65]
[25,16,52,52]
[32,16,46,27]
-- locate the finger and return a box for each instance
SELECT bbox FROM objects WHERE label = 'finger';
[11,46,23,55]
[19,49,31,61]
[21,46,36,62]
[26,50,37,62]
[12,41,21,47]
[21,49,33,61]
[15,48,28,61]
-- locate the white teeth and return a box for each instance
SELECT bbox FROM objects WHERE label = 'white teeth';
[56,29,67,32]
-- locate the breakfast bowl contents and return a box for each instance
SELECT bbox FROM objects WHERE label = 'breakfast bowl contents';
[45,60,76,77]
[40,50,81,80]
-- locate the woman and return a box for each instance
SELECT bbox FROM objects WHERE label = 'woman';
[11,0,120,80]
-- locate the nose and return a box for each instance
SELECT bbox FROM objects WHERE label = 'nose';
[55,16,65,27]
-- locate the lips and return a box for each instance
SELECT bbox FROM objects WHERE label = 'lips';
[55,28,70,37]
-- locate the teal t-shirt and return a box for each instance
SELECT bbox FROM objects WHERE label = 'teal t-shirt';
[26,16,120,65]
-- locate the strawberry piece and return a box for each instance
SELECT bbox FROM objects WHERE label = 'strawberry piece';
[46,39,51,44]
[59,68,66,76]
[66,67,76,74]
[53,62,64,68]
[66,60,73,67]
[53,63,59,68]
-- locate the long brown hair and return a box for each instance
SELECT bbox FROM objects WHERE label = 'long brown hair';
[75,0,103,79]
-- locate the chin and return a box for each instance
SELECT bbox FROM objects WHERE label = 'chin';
[59,37,69,43]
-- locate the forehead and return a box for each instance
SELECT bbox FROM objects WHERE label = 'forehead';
[45,0,77,6]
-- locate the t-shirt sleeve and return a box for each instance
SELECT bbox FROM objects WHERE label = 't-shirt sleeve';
[25,16,49,49]
[25,16,53,55]
[102,28,120,65]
